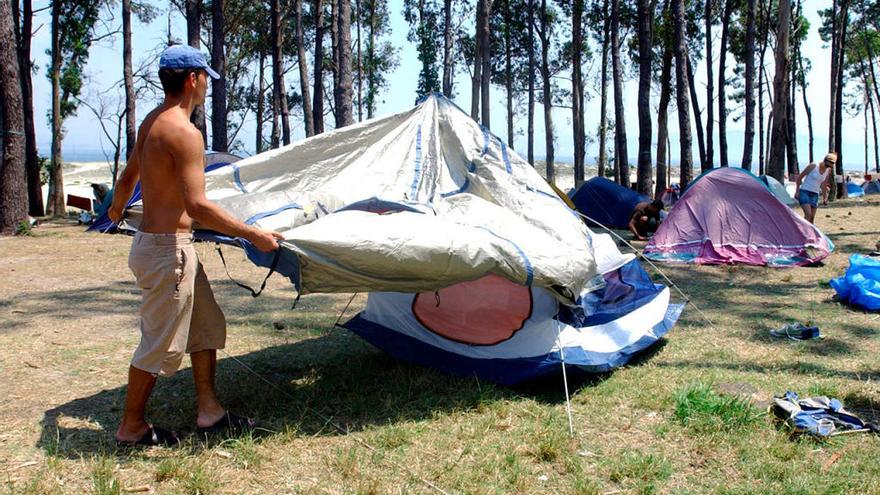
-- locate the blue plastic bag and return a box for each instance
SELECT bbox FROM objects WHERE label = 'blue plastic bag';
[830,254,880,311]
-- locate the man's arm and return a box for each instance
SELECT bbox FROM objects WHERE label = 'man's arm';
[173,127,282,252]
[107,136,142,223]
[628,215,646,241]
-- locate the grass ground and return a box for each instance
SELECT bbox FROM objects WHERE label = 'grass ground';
[1,197,879,495]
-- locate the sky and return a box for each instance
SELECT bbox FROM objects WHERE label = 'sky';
[25,0,874,173]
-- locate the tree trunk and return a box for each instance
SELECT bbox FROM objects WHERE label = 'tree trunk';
[871,89,880,174]
[442,0,454,97]
[336,0,354,127]
[186,0,207,147]
[211,0,227,151]
[540,0,554,181]
[655,32,673,199]
[865,98,869,175]
[272,0,291,145]
[527,0,535,166]
[0,0,27,233]
[758,50,766,173]
[705,0,714,169]
[314,0,325,133]
[687,57,707,171]
[122,0,136,162]
[833,0,848,195]
[611,0,629,186]
[572,0,585,185]
[717,0,732,167]
[797,38,814,162]
[331,0,339,123]
[598,0,610,178]
[766,0,790,182]
[741,0,756,170]
[786,69,798,178]
[636,0,652,194]
[828,0,838,156]
[863,61,880,173]
[48,0,64,217]
[865,42,880,133]
[296,0,315,136]
[15,0,42,216]
[672,0,693,189]
[367,0,376,119]
[471,0,483,120]
[256,50,265,152]
[505,0,515,148]
[355,0,362,121]
[480,0,492,128]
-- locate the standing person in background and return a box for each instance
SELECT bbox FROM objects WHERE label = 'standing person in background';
[795,152,835,224]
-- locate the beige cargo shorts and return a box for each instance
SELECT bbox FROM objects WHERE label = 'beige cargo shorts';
[128,232,226,377]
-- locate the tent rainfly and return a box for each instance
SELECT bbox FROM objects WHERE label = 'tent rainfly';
[103,94,682,384]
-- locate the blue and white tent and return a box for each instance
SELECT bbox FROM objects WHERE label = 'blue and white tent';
[107,94,682,384]
[846,182,866,198]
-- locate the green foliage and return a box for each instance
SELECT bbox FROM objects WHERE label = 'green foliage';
[361,0,400,115]
[673,382,764,434]
[46,0,105,121]
[403,0,442,97]
[15,220,32,236]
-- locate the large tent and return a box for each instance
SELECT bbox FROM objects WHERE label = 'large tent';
[644,167,833,266]
[759,175,797,206]
[107,94,682,383]
[862,179,880,195]
[569,177,648,229]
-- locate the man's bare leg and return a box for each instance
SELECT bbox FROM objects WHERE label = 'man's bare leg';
[191,349,226,428]
[116,366,157,442]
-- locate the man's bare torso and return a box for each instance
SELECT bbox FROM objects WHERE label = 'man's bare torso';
[135,106,204,234]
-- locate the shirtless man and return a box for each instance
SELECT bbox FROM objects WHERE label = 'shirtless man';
[108,45,283,446]
[628,199,664,241]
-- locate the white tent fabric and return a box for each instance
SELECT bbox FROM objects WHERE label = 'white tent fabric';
[192,95,597,300]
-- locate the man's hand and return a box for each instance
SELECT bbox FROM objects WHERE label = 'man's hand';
[248,229,284,253]
[108,205,124,224]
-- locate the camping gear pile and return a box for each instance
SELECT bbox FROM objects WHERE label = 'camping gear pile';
[771,391,879,437]
[830,254,880,311]
[643,167,834,267]
[101,94,682,384]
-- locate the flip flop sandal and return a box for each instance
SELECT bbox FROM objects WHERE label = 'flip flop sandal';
[116,425,180,448]
[197,412,258,437]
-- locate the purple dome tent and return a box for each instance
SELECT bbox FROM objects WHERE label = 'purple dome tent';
[643,167,834,267]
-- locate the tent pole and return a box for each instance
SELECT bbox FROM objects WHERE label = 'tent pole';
[555,303,575,437]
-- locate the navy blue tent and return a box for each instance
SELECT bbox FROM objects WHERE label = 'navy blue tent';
[569,177,648,229]
[88,151,242,233]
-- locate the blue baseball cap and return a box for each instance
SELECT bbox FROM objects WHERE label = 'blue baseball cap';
[159,44,221,79]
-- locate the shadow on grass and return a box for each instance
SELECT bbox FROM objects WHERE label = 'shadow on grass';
[38,326,665,460]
